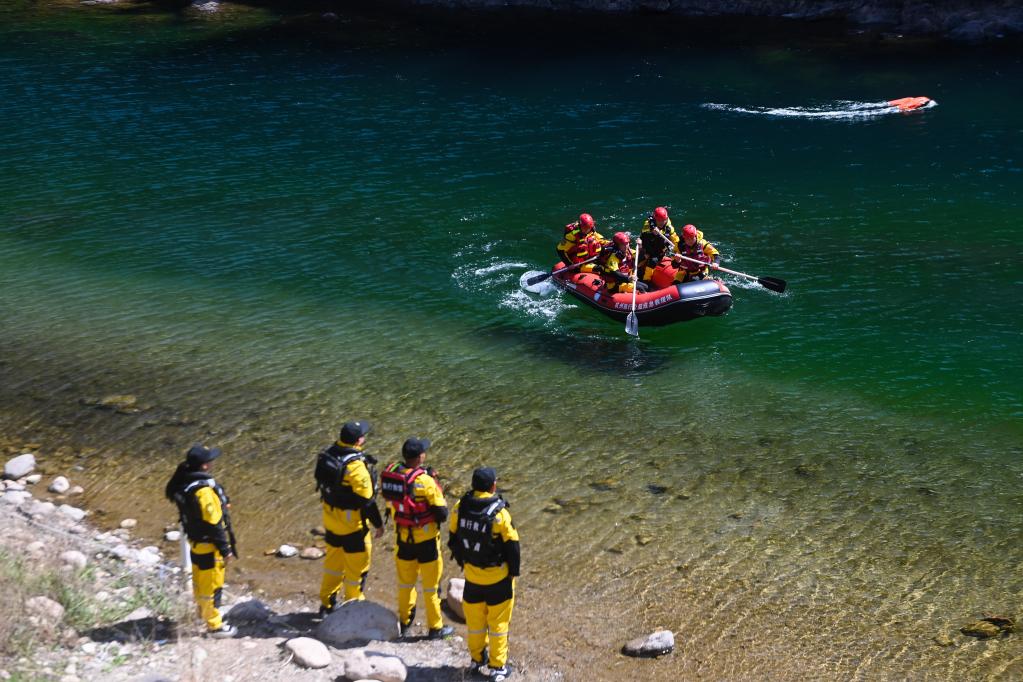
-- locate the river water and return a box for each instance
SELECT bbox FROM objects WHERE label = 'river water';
[2,3,1022,679]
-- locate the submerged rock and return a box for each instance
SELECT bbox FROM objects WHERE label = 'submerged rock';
[622,629,675,657]
[961,616,1014,639]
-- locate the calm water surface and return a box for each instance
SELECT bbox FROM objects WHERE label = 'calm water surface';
[1,4,1022,679]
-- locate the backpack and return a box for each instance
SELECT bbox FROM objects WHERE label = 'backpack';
[380,465,438,528]
[315,446,366,509]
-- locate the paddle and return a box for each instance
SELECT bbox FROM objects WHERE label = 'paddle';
[673,253,787,293]
[524,254,600,287]
[625,236,641,337]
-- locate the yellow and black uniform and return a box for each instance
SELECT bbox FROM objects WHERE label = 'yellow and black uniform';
[595,244,638,294]
[381,462,448,632]
[639,216,678,282]
[448,490,520,672]
[557,222,606,273]
[316,441,383,609]
[165,465,235,632]
[674,230,720,282]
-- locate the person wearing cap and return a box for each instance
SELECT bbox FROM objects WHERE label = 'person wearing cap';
[672,223,720,283]
[164,443,237,638]
[315,420,384,613]
[557,212,607,272]
[447,467,520,682]
[380,437,453,640]
[595,231,648,294]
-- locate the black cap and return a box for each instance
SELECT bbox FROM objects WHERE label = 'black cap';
[339,420,371,444]
[186,443,221,466]
[402,437,431,459]
[471,466,497,492]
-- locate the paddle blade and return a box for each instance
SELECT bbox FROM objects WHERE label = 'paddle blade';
[758,276,787,293]
[625,312,639,337]
[524,272,552,286]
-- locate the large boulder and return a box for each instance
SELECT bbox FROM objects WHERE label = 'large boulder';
[4,454,36,479]
[336,649,407,682]
[622,629,675,658]
[446,578,465,621]
[315,600,399,646]
[285,637,331,669]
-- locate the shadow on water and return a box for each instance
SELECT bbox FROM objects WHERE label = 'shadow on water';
[475,316,717,378]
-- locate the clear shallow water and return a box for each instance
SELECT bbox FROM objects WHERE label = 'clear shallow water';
[1,4,1022,679]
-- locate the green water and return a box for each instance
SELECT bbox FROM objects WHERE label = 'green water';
[1,3,1022,678]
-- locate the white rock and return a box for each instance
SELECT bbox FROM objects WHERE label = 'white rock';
[446,578,465,621]
[60,551,88,570]
[276,544,298,558]
[316,600,400,646]
[4,454,36,479]
[622,629,675,657]
[225,599,273,623]
[336,649,407,682]
[133,550,160,566]
[94,591,110,603]
[164,530,181,542]
[58,504,86,522]
[124,606,153,621]
[299,547,325,560]
[26,595,65,626]
[80,641,98,655]
[25,474,42,485]
[285,637,331,669]
[1,490,30,506]
[120,518,137,529]
[5,481,26,492]
[108,545,131,561]
[68,485,84,496]
[26,541,46,558]
[48,476,70,494]
[27,500,56,517]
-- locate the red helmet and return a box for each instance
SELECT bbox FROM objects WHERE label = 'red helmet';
[682,224,698,240]
[653,206,669,222]
[613,231,630,247]
[578,213,595,231]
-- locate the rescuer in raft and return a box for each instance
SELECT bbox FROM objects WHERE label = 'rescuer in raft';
[638,206,679,284]
[672,223,721,282]
[556,213,606,272]
[595,231,647,294]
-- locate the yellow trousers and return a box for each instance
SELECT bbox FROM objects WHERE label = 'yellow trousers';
[395,535,443,629]
[191,549,225,631]
[463,577,515,668]
[320,529,372,608]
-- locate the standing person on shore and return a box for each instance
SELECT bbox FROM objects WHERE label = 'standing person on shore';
[315,420,384,615]
[380,437,454,639]
[164,443,238,638]
[448,467,520,682]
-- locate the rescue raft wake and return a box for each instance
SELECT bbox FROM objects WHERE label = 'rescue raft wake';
[703,97,936,120]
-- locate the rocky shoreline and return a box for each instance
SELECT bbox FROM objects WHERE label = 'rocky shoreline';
[1,450,572,681]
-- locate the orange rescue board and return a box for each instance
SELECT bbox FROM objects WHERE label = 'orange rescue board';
[887,96,933,111]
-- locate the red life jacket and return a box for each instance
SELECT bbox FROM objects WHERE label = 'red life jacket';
[380,464,438,528]
[682,239,710,272]
[570,233,602,261]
